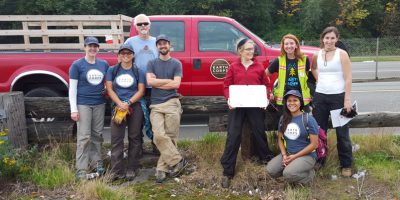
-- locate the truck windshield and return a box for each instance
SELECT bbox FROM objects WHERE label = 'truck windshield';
[233,20,271,48]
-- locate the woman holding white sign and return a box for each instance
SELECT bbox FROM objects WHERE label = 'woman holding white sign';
[220,38,274,188]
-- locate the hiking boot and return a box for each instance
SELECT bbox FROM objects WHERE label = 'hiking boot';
[155,170,167,183]
[341,168,352,177]
[95,162,105,176]
[75,169,87,181]
[126,169,139,181]
[170,158,188,177]
[221,176,231,188]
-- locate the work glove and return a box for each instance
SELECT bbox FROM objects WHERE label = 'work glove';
[340,108,358,118]
[112,107,129,124]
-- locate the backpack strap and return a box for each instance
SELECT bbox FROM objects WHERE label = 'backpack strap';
[302,112,310,134]
[112,62,139,82]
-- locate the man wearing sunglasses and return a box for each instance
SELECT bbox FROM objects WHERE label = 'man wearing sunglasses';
[124,14,159,155]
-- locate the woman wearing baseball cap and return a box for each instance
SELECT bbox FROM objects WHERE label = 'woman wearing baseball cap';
[69,36,109,180]
[266,90,319,185]
[106,44,145,181]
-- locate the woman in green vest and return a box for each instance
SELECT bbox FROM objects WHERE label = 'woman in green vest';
[266,34,313,113]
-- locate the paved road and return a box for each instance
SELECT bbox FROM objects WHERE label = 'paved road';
[353,61,400,80]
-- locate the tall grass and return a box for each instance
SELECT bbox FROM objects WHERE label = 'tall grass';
[21,143,75,189]
[76,179,135,200]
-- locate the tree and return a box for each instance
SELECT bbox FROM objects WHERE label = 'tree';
[336,0,370,29]
[382,0,400,36]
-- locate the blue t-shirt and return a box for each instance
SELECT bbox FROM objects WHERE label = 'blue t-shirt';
[106,64,145,102]
[279,114,319,159]
[69,58,109,105]
[124,36,158,87]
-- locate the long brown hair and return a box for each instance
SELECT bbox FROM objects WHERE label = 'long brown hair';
[280,93,304,133]
[280,34,304,61]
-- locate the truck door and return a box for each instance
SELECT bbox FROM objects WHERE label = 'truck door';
[150,19,191,96]
[190,19,249,96]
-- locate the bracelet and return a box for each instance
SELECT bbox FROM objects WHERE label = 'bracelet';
[124,100,131,105]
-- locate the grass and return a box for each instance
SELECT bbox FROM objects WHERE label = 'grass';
[76,179,135,200]
[5,132,400,199]
[351,56,400,62]
[20,143,75,189]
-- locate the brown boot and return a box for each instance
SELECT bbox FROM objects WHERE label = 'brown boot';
[341,168,352,177]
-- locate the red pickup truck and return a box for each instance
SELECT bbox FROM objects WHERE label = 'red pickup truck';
[0,15,317,97]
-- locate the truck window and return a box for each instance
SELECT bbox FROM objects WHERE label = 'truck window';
[198,21,247,53]
[150,21,184,52]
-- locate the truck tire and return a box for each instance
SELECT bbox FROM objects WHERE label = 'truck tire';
[25,87,61,122]
[25,87,61,97]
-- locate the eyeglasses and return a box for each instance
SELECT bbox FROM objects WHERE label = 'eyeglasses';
[119,51,133,55]
[244,48,255,52]
[136,22,149,27]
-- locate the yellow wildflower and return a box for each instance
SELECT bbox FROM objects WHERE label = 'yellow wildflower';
[0,140,4,145]
[0,131,6,136]
[8,159,16,166]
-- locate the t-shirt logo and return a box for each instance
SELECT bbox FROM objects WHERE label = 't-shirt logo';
[86,69,104,85]
[284,122,300,140]
[144,45,149,50]
[116,74,134,88]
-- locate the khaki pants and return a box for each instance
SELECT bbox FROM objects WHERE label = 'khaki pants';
[150,98,182,172]
[76,104,105,171]
[266,154,316,184]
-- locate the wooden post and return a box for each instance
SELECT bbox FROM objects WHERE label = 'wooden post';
[22,22,30,51]
[40,20,50,52]
[78,22,84,50]
[0,92,28,149]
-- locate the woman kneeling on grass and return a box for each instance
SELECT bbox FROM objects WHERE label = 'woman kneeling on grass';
[266,90,318,185]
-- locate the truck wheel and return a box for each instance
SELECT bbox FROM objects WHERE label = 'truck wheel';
[25,87,61,122]
[25,87,61,97]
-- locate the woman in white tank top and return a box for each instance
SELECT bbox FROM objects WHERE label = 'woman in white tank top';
[310,26,353,177]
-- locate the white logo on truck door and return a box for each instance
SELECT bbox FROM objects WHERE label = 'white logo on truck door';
[210,59,230,79]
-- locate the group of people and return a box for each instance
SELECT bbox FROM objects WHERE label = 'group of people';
[221,27,353,187]
[69,14,187,183]
[69,13,353,187]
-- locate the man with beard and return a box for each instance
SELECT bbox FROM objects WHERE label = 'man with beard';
[124,14,158,153]
[146,35,187,183]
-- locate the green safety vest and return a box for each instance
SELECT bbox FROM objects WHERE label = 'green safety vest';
[273,55,311,105]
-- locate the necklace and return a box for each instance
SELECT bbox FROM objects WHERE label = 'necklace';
[323,48,336,67]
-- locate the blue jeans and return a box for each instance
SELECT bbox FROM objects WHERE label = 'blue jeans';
[312,92,353,168]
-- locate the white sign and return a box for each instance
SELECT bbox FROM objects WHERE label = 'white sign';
[229,85,269,108]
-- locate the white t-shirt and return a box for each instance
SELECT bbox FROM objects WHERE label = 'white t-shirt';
[316,49,345,94]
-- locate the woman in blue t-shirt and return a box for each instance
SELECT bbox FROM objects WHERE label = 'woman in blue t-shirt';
[69,36,109,180]
[106,44,145,181]
[266,90,319,185]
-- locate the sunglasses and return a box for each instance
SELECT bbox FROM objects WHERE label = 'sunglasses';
[136,22,149,27]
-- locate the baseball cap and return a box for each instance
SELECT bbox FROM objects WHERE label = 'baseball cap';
[283,90,302,99]
[118,43,134,54]
[84,36,99,46]
[156,34,170,44]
